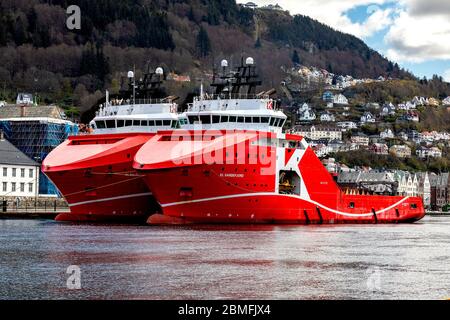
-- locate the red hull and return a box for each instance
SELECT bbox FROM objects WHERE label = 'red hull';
[134,130,426,225]
[43,133,159,223]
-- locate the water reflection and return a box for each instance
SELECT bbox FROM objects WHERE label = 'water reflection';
[0,217,449,299]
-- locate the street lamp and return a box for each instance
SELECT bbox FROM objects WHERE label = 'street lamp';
[127,70,135,105]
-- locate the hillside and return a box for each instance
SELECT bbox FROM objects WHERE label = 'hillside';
[0,0,416,120]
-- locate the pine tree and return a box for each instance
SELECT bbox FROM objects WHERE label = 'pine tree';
[196,26,211,58]
[254,37,261,48]
[292,50,300,65]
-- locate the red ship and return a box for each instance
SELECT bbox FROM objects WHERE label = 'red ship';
[43,66,184,222]
[133,58,425,225]
[133,130,425,225]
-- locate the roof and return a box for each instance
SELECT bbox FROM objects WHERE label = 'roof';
[0,105,67,120]
[0,138,39,166]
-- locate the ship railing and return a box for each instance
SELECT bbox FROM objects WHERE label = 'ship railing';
[106,98,174,106]
[195,93,271,101]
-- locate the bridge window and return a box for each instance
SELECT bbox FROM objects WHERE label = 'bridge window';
[141,120,148,126]
[133,120,140,126]
[188,115,199,124]
[148,120,155,126]
[253,117,261,123]
[269,117,276,126]
[106,120,115,128]
[237,116,244,123]
[200,115,211,124]
[212,115,221,123]
[156,120,162,126]
[96,121,106,129]
[261,117,269,123]
[245,117,252,123]
[221,115,229,123]
[163,120,171,126]
[117,120,124,127]
[125,120,132,127]
[229,116,237,122]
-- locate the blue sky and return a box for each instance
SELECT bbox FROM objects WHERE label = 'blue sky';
[238,0,450,81]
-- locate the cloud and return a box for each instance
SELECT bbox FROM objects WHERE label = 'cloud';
[385,7,450,62]
[406,0,450,17]
[239,1,450,64]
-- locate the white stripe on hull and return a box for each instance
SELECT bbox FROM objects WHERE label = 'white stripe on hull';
[159,192,410,217]
[68,192,153,207]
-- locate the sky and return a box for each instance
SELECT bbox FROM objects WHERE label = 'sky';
[237,0,450,81]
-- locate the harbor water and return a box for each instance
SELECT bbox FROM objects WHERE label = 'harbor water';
[0,216,449,300]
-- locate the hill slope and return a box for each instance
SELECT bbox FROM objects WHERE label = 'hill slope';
[0,0,414,118]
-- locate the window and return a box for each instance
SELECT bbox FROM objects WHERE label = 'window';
[221,116,229,123]
[29,169,33,178]
[11,182,16,192]
[200,115,211,124]
[163,120,171,126]
[155,120,162,126]
[237,116,244,123]
[2,167,6,177]
[349,202,355,209]
[12,168,16,177]
[229,116,237,123]
[212,115,221,123]
[188,115,199,124]
[96,121,106,129]
[106,120,115,128]
[244,117,252,123]
[2,182,6,192]
[253,117,261,123]
[20,183,25,192]
[21,168,25,178]
[261,117,269,123]
[29,183,33,193]
[149,120,155,126]
[117,120,125,127]
[141,120,148,126]
[133,120,140,126]
[125,120,132,127]
[269,117,276,126]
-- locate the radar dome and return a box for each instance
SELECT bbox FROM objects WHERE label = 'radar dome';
[245,57,254,65]
[221,59,228,68]
[155,67,164,75]
[127,71,134,78]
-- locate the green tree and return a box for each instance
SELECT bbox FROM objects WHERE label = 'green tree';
[196,26,211,58]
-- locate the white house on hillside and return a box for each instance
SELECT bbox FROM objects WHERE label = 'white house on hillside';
[333,94,348,105]
[16,93,34,105]
[320,111,335,122]
[361,112,376,123]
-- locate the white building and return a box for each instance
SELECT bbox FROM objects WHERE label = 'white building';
[416,146,442,159]
[0,134,40,197]
[360,111,376,123]
[320,111,335,122]
[337,121,357,130]
[16,93,34,105]
[380,129,394,139]
[294,125,342,141]
[333,94,348,105]
[417,172,431,209]
[442,96,450,106]
[394,171,418,197]
[297,103,316,121]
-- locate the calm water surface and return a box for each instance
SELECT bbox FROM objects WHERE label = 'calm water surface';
[0,216,449,300]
